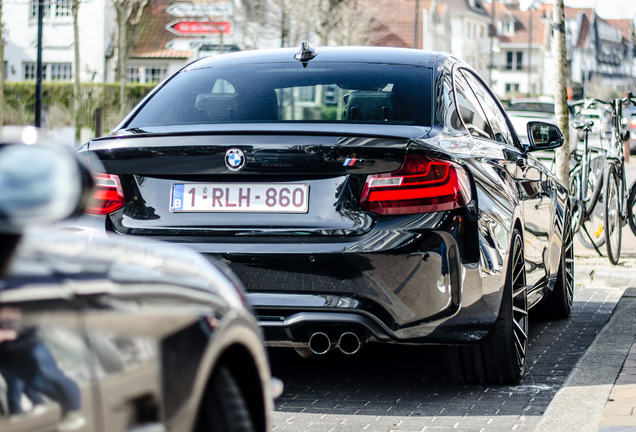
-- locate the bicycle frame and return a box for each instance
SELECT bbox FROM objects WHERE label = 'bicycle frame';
[569,96,629,264]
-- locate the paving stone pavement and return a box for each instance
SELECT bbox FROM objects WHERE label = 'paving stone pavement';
[269,281,624,432]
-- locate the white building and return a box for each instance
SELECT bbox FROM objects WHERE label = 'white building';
[1,0,281,86]
[487,2,553,98]
[3,0,115,83]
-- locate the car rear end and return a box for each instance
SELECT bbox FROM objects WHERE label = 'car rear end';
[78,48,487,351]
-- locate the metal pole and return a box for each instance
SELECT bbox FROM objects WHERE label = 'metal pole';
[414,0,420,48]
[489,0,496,86]
[35,0,44,127]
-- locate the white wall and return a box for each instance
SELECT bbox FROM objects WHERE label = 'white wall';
[2,0,112,83]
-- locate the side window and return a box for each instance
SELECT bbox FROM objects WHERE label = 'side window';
[453,70,492,139]
[460,70,514,146]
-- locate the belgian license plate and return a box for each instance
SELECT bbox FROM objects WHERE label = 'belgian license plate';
[170,183,309,213]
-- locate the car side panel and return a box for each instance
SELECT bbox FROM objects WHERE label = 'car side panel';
[0,284,98,432]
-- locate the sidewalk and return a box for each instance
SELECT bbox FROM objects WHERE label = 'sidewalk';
[535,157,636,432]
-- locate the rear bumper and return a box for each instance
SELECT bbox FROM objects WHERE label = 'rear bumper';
[75,209,507,345]
[233,230,503,345]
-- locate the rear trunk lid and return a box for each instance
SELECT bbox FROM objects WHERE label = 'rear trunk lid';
[86,129,426,238]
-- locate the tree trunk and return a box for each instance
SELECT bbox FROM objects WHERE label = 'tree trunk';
[73,0,81,143]
[553,0,570,186]
[118,6,126,116]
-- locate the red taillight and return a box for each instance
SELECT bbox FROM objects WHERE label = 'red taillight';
[360,155,471,215]
[86,173,125,215]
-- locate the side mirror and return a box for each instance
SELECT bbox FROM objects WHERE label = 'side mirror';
[0,128,92,233]
[526,121,565,151]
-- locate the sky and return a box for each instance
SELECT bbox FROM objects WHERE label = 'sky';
[562,0,636,21]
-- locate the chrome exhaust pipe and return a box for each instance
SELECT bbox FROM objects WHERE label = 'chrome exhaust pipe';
[338,332,362,355]
[308,332,332,355]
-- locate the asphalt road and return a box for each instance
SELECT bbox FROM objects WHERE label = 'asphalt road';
[268,157,636,432]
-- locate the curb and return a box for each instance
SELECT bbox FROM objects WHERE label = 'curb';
[534,288,636,432]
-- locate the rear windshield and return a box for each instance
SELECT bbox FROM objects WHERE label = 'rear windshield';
[508,101,555,113]
[126,62,433,128]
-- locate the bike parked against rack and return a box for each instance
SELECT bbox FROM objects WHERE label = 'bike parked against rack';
[569,96,632,265]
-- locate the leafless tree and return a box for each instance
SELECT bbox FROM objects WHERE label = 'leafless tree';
[331,0,377,45]
[252,0,372,48]
[112,0,150,114]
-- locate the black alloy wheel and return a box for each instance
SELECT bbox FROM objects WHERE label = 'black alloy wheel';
[447,229,528,384]
[535,204,575,318]
[604,164,622,265]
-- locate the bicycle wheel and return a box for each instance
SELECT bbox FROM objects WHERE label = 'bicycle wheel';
[568,165,583,234]
[604,164,621,264]
[628,180,636,237]
[577,164,605,249]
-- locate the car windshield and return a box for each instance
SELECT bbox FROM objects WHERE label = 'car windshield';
[126,62,433,128]
[508,101,555,114]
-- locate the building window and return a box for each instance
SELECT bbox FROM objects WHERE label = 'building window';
[498,20,514,36]
[30,0,72,18]
[146,67,167,83]
[505,51,523,71]
[48,63,72,80]
[23,63,36,80]
[128,66,168,84]
[505,83,520,92]
[128,67,141,83]
[23,62,72,81]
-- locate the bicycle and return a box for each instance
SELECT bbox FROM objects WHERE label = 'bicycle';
[622,94,636,239]
[569,96,631,265]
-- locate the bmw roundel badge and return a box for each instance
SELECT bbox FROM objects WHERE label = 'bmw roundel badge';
[225,148,246,171]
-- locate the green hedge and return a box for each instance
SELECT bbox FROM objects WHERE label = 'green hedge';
[2,81,157,133]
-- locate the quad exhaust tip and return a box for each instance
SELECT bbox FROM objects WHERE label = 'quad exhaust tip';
[307,331,364,356]
[338,332,362,355]
[308,332,333,355]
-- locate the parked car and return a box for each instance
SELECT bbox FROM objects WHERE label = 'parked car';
[75,44,572,385]
[0,128,277,431]
[507,98,555,115]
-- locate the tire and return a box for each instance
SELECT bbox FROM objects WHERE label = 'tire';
[568,166,583,234]
[604,164,622,265]
[627,180,636,238]
[535,204,574,318]
[197,365,255,432]
[577,166,605,249]
[447,229,528,385]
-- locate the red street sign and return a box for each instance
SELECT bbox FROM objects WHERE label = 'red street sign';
[166,20,232,36]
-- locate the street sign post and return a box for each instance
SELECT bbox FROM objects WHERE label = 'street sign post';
[165,3,232,18]
[166,20,232,36]
[166,38,215,52]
